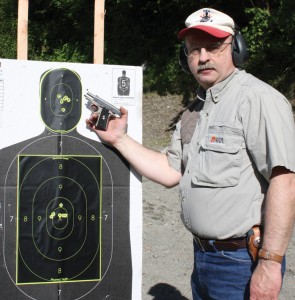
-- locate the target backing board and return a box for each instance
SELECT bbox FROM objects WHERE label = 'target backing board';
[0,59,142,300]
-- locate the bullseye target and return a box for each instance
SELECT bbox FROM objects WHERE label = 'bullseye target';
[16,155,102,284]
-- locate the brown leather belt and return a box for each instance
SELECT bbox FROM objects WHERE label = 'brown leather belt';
[193,235,247,252]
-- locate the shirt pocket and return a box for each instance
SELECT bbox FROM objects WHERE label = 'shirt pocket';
[192,125,244,187]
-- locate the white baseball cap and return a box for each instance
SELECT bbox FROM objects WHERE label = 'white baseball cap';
[177,8,235,39]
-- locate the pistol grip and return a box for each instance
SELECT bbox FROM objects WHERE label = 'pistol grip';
[95,107,110,130]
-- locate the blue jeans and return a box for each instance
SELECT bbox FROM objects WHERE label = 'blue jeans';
[191,239,286,300]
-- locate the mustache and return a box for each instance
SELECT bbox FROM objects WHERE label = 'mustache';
[197,63,215,71]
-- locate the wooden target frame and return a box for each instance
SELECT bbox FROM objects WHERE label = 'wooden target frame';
[17,0,105,64]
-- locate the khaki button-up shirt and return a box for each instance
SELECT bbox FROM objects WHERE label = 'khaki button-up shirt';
[166,69,295,239]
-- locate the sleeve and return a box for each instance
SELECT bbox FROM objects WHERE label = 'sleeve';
[241,89,295,181]
[165,121,183,172]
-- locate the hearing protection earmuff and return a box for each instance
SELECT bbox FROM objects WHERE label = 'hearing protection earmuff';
[179,28,249,74]
[231,29,248,68]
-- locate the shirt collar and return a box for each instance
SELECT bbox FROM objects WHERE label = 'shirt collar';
[197,68,240,103]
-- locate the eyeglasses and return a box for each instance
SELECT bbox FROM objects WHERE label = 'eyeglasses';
[184,42,232,57]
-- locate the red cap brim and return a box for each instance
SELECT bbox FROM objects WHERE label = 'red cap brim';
[177,25,231,40]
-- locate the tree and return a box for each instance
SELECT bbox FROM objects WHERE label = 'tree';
[28,0,94,62]
[0,0,17,58]
[243,0,295,98]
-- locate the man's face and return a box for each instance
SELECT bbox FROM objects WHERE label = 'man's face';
[185,31,235,90]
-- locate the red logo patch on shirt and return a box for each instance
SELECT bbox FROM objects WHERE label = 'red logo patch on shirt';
[210,135,224,144]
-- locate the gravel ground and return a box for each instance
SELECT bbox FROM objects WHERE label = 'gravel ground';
[141,93,295,300]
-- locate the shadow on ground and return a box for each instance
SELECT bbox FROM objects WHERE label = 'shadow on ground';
[148,283,190,300]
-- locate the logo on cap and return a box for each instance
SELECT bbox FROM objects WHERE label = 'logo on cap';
[200,9,212,23]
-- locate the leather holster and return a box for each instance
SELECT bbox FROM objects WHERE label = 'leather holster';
[247,226,262,262]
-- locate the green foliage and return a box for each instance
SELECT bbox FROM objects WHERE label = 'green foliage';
[0,0,17,58]
[28,0,94,62]
[243,0,295,98]
[36,43,88,62]
[243,8,271,55]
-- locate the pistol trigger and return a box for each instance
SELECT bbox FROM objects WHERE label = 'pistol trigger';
[91,104,99,112]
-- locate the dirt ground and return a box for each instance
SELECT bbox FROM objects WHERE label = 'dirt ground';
[141,93,295,300]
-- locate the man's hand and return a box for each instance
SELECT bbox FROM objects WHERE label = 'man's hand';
[250,260,282,299]
[86,106,128,146]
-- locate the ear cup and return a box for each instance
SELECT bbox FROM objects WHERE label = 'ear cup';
[179,43,192,74]
[232,31,249,67]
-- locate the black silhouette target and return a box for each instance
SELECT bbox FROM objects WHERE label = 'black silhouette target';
[17,155,102,284]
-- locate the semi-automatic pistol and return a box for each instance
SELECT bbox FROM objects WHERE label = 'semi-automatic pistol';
[85,91,122,130]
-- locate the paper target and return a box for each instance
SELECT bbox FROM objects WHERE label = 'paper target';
[0,59,142,300]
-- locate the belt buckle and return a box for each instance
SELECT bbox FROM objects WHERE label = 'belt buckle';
[193,235,205,252]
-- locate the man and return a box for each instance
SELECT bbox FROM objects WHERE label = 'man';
[86,8,295,300]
